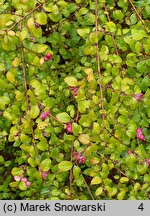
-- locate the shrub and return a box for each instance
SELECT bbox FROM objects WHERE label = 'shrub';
[0,0,150,200]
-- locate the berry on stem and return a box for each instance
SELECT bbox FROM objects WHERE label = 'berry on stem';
[73,151,86,164]
[133,93,144,101]
[136,128,143,135]
[44,53,53,61]
[38,167,49,179]
[14,176,21,181]
[127,150,133,155]
[40,111,50,121]
[70,86,79,96]
[145,158,150,166]
[22,178,28,183]
[136,128,145,141]
[138,134,145,141]
[25,181,31,187]
[66,122,72,134]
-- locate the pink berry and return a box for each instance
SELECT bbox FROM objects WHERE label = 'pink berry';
[44,53,52,61]
[70,86,79,96]
[138,134,145,141]
[136,128,143,135]
[40,113,46,120]
[38,167,49,179]
[14,176,21,181]
[78,156,86,164]
[46,53,52,59]
[145,158,150,166]
[73,89,78,96]
[22,178,28,183]
[67,126,72,133]
[73,151,78,160]
[25,181,31,187]
[44,56,49,61]
[40,111,50,120]
[73,151,86,164]
[66,122,72,133]
[133,93,144,101]
[127,150,133,155]
[41,171,49,179]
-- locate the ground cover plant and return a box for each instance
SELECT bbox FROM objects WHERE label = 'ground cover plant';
[0,0,150,200]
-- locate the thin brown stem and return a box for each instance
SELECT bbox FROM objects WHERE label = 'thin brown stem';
[95,0,105,130]
[115,166,135,184]
[128,0,149,33]
[49,113,64,126]
[20,21,39,158]
[101,154,136,184]
[81,172,95,200]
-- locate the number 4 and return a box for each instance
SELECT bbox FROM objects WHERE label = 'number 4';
[138,203,144,211]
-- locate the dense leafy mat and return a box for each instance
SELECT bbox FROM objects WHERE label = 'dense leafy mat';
[0,0,150,200]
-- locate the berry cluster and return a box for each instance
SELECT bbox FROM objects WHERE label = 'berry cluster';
[38,167,49,180]
[145,158,150,166]
[14,175,30,187]
[40,111,50,121]
[133,93,144,101]
[44,53,53,61]
[73,151,86,164]
[70,86,79,96]
[127,151,150,167]
[136,128,145,141]
[66,122,72,134]
[127,150,134,155]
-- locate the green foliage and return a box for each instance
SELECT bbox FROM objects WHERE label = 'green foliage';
[58,161,73,172]
[0,0,150,200]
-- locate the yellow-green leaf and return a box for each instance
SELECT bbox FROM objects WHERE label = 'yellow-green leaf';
[32,44,48,53]
[64,76,78,86]
[78,134,90,144]
[95,187,103,196]
[77,28,90,38]
[120,177,129,183]
[91,176,102,185]
[11,167,24,176]
[35,12,47,25]
[29,105,40,119]
[56,112,71,123]
[18,181,27,191]
[58,161,72,172]
[40,158,51,172]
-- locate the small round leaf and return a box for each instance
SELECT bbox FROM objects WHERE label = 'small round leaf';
[58,161,72,172]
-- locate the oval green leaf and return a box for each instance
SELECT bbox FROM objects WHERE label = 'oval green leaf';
[119,177,129,183]
[18,181,27,191]
[11,167,24,176]
[56,112,71,123]
[91,176,102,185]
[40,158,51,172]
[78,134,90,144]
[29,105,40,119]
[64,76,78,86]
[58,161,72,172]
